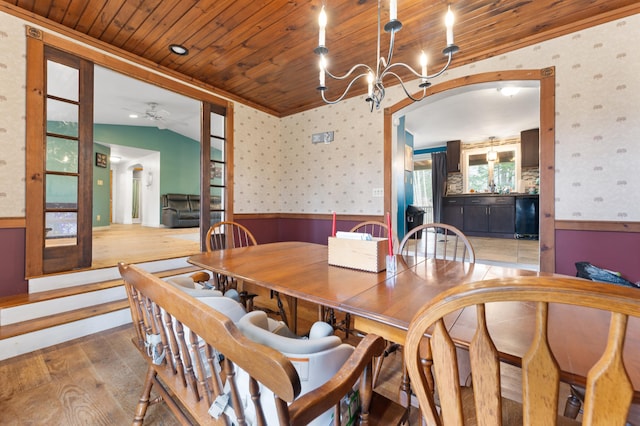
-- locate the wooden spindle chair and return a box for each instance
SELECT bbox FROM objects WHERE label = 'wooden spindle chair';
[120,262,407,425]
[398,222,475,263]
[405,276,640,425]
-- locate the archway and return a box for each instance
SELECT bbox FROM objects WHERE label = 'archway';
[383,68,556,272]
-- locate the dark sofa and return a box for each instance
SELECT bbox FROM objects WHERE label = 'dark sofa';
[161,194,222,228]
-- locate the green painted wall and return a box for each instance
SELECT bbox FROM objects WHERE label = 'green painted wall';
[46,121,201,228]
[93,143,111,227]
[93,124,201,196]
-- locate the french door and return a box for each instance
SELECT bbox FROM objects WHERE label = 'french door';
[26,34,94,275]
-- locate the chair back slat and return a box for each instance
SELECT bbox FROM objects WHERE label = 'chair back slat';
[161,311,181,377]
[206,221,257,252]
[522,302,560,426]
[398,223,475,263]
[430,319,463,426]
[188,331,212,405]
[582,312,633,425]
[405,276,640,425]
[470,303,503,426]
[205,221,258,294]
[349,221,389,239]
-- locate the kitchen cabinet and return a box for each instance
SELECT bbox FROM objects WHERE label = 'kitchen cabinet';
[489,202,516,234]
[443,195,515,238]
[521,128,539,168]
[446,140,461,173]
[463,202,489,233]
[442,196,464,230]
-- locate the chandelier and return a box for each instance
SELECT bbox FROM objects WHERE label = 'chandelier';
[314,0,459,111]
[486,137,498,162]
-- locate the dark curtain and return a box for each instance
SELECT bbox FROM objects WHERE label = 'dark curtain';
[431,152,447,223]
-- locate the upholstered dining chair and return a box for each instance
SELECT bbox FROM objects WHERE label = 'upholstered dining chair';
[405,276,640,425]
[398,222,475,263]
[205,220,289,324]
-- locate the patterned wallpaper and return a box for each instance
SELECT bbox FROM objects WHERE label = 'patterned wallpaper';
[233,104,282,213]
[0,13,26,217]
[250,13,639,221]
[0,11,638,222]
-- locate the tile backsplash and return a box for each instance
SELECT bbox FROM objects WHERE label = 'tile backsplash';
[447,167,540,195]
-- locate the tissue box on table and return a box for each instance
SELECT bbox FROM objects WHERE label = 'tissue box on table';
[328,235,388,273]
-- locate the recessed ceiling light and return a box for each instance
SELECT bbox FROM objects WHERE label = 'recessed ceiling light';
[169,44,189,56]
[129,113,138,118]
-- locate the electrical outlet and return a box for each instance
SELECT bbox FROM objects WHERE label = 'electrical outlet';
[372,188,384,197]
[96,214,101,222]
[312,131,334,144]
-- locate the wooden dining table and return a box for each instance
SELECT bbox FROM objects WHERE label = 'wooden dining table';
[188,241,640,398]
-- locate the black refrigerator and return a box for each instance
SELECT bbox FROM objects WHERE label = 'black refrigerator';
[515,196,539,239]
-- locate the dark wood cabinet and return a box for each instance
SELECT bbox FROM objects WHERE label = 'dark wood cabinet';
[489,203,516,234]
[521,128,539,168]
[442,197,464,230]
[446,140,461,173]
[463,200,488,233]
[443,195,515,238]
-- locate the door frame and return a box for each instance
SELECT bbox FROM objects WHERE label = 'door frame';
[384,68,556,272]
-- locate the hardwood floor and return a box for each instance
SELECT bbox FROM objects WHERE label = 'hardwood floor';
[0,324,178,425]
[90,224,539,271]
[91,224,201,269]
[467,235,539,269]
[3,298,639,424]
[0,300,417,425]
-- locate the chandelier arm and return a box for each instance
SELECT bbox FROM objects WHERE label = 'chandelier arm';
[321,73,371,104]
[423,51,454,80]
[380,50,454,82]
[384,28,396,73]
[381,71,427,102]
[380,62,423,81]
[324,63,374,81]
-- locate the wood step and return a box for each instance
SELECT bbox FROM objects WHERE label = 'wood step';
[0,299,130,340]
[0,265,203,310]
[0,265,209,341]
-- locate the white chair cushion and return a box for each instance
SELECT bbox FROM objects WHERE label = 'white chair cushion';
[167,277,224,297]
[238,311,343,354]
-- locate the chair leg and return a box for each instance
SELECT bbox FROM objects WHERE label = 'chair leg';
[239,292,257,311]
[372,341,401,387]
[271,290,289,326]
[563,385,584,419]
[133,366,158,425]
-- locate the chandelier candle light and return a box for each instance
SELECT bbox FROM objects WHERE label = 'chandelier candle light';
[315,0,459,111]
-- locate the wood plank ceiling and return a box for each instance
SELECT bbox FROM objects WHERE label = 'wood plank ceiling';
[5,0,639,117]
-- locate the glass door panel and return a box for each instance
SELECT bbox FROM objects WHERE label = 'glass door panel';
[210,111,226,224]
[41,48,92,273]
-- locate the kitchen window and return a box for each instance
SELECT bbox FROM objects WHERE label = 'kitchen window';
[463,144,520,193]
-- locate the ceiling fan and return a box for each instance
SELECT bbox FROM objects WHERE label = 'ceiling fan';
[125,102,172,129]
[142,102,170,122]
